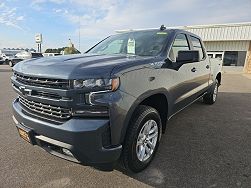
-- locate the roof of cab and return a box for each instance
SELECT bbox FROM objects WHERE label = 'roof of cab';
[115,28,202,40]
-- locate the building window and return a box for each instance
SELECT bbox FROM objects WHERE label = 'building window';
[223,52,238,66]
[215,54,223,60]
[223,51,246,66]
[208,54,213,58]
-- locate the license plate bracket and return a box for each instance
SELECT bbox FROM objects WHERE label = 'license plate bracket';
[16,124,36,145]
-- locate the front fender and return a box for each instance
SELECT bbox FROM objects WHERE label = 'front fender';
[119,88,171,144]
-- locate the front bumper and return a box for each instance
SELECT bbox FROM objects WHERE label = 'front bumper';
[12,98,122,165]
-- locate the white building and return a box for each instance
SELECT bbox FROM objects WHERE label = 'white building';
[180,22,251,73]
[117,22,251,73]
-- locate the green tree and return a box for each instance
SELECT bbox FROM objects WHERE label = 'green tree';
[45,48,52,53]
[64,47,80,55]
[45,47,68,54]
[45,46,80,54]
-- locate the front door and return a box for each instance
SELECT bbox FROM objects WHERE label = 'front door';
[167,33,201,114]
[187,35,211,100]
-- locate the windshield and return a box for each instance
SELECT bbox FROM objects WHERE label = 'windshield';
[88,30,169,57]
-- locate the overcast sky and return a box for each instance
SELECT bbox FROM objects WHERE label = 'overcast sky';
[0,0,251,52]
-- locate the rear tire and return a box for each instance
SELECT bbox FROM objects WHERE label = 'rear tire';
[122,105,162,173]
[203,79,219,105]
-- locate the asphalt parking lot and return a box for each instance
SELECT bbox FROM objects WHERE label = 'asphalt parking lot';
[0,65,250,188]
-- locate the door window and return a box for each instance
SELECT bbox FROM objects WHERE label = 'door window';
[190,36,204,60]
[169,34,190,62]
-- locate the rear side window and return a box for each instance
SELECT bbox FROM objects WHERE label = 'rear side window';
[170,34,190,61]
[190,36,204,60]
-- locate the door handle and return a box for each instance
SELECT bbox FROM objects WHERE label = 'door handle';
[206,65,210,69]
[191,67,197,72]
[148,76,155,81]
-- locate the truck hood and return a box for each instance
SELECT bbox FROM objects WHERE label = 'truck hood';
[13,53,155,79]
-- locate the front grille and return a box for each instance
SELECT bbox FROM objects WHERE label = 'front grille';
[35,91,62,100]
[14,72,70,89]
[19,96,71,119]
[12,83,69,101]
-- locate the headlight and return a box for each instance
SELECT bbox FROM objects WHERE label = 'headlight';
[73,78,119,91]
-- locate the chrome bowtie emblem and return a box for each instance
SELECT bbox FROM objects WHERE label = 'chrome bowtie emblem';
[19,86,32,96]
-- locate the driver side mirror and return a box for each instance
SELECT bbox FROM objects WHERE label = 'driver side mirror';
[176,50,199,63]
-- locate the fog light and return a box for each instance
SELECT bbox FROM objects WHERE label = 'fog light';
[62,148,74,157]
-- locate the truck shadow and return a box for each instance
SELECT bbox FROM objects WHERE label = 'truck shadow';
[115,92,251,187]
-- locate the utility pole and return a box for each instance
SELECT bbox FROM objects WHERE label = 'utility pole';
[78,16,81,52]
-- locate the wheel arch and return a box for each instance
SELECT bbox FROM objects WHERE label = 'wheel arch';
[120,89,170,144]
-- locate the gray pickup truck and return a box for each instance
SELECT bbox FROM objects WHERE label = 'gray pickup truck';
[11,26,222,172]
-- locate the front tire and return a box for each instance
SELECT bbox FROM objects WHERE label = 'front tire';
[203,79,219,105]
[122,105,162,173]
